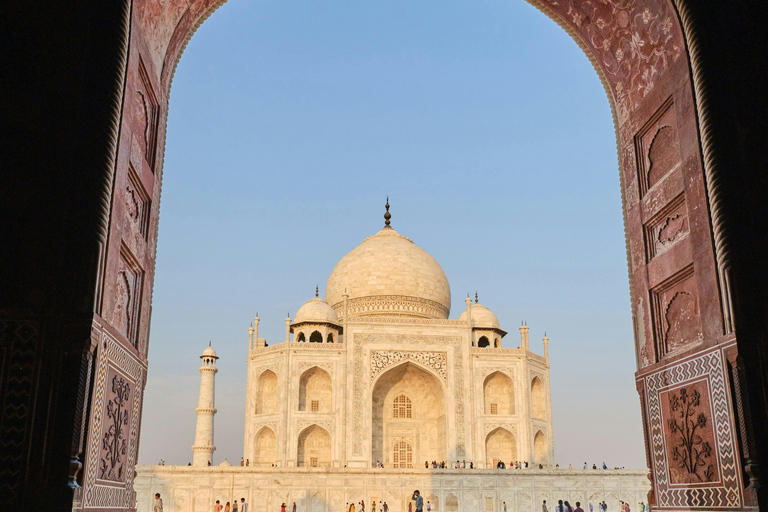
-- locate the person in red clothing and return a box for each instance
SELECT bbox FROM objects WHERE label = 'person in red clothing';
[574,502,585,512]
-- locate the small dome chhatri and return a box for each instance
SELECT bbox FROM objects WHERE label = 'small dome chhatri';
[325,200,451,319]
[293,295,340,326]
[459,299,501,329]
[201,342,218,359]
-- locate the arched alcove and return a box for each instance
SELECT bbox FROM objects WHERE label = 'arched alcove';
[327,333,334,343]
[371,362,445,466]
[531,376,545,418]
[297,425,331,467]
[477,336,490,348]
[298,366,332,412]
[309,330,322,343]
[484,371,514,415]
[486,427,516,468]
[253,427,276,466]
[256,370,278,415]
[297,332,306,342]
[533,430,547,466]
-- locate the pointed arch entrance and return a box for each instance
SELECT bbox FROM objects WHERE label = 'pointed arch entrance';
[371,362,446,467]
[486,427,516,468]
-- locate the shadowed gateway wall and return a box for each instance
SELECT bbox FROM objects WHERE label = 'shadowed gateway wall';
[0,1,766,512]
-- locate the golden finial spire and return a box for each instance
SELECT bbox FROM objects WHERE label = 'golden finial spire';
[384,197,391,227]
[315,285,319,298]
[475,292,478,304]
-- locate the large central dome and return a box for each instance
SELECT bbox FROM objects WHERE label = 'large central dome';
[325,225,451,319]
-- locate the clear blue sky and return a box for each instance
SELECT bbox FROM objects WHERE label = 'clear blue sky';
[138,0,645,468]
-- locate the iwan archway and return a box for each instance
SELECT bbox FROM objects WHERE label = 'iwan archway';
[1,1,766,512]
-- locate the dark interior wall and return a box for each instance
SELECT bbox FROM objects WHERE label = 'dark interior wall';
[0,1,766,511]
[0,1,130,509]
[685,3,768,505]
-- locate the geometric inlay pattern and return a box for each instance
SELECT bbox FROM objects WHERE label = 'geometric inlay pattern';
[0,317,38,502]
[642,343,742,508]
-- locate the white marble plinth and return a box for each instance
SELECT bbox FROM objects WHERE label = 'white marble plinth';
[134,466,650,512]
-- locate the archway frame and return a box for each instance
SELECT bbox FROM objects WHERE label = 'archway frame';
[53,0,759,510]
[370,360,448,468]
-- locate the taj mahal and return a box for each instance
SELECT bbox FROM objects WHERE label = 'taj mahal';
[135,203,650,512]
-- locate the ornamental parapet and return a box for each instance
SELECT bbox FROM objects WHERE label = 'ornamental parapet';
[252,343,346,354]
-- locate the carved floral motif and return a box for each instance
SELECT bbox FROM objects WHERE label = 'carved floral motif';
[99,375,131,481]
[542,0,684,122]
[667,387,715,483]
[370,351,447,382]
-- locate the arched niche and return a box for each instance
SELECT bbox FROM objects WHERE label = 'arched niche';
[256,370,278,415]
[478,336,490,348]
[327,332,334,343]
[371,362,445,466]
[531,376,545,418]
[298,366,332,412]
[484,371,514,415]
[533,430,547,466]
[309,330,323,343]
[297,424,331,467]
[297,332,306,342]
[253,426,276,466]
[485,427,516,468]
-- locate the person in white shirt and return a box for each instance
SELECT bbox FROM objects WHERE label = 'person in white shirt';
[239,498,248,512]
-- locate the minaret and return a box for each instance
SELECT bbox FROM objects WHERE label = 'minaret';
[543,332,549,361]
[519,321,530,351]
[192,342,218,466]
[285,313,291,343]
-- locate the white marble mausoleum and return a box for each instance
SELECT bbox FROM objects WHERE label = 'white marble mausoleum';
[135,205,650,511]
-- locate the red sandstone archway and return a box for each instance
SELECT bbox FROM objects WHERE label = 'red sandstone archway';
[81,1,752,509]
[1,2,765,512]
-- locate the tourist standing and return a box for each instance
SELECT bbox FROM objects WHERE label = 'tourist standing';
[589,503,593,512]
[280,503,286,512]
[412,490,424,512]
[383,502,389,512]
[232,499,238,512]
[153,493,163,512]
[556,500,565,512]
[565,500,574,512]
[224,502,230,512]
[240,498,248,512]
[426,500,432,511]
[542,500,548,512]
[575,502,584,512]
[214,500,222,512]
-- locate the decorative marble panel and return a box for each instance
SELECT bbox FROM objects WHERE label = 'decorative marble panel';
[83,326,145,509]
[651,265,703,358]
[125,165,150,240]
[635,98,681,196]
[643,345,741,508]
[644,194,689,260]
[113,244,144,347]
